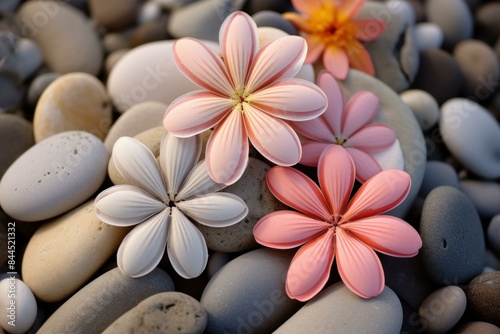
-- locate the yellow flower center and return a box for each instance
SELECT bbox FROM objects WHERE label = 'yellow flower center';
[309,5,358,49]
[230,87,252,112]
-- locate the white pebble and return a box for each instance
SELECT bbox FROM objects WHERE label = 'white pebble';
[0,278,37,334]
[415,23,444,51]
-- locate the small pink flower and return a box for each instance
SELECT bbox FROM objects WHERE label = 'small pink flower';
[253,145,422,301]
[163,11,328,185]
[291,71,398,183]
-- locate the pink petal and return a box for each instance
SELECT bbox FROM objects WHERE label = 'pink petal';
[173,38,233,95]
[346,124,396,151]
[283,13,313,33]
[335,227,385,298]
[343,169,411,221]
[355,19,387,42]
[291,117,333,142]
[317,70,344,136]
[345,147,382,183]
[337,0,365,21]
[290,0,324,16]
[341,90,379,138]
[163,91,232,137]
[254,211,330,249]
[220,12,257,89]
[251,79,328,121]
[346,41,375,76]
[206,109,248,185]
[300,141,331,166]
[246,36,307,92]
[343,215,422,257]
[323,45,349,80]
[305,35,325,64]
[267,166,332,221]
[318,145,355,217]
[286,229,335,301]
[244,106,301,166]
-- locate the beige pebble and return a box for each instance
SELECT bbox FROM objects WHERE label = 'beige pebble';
[33,72,112,143]
[454,321,500,334]
[22,200,130,302]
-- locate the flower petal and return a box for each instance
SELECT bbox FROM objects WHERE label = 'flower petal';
[251,79,328,121]
[323,45,349,80]
[160,132,201,197]
[117,209,170,277]
[345,147,382,183]
[317,70,344,136]
[291,116,333,142]
[343,169,411,221]
[335,227,385,298]
[220,12,257,89]
[343,215,422,257]
[286,229,335,301]
[113,137,168,202]
[95,185,166,226]
[283,13,313,33]
[163,91,232,138]
[254,211,330,249]
[167,207,208,278]
[290,0,324,16]
[206,109,249,185]
[173,38,232,95]
[337,0,365,22]
[305,35,325,63]
[300,141,331,166]
[246,35,307,92]
[176,160,225,201]
[318,145,355,217]
[176,193,248,227]
[341,90,379,138]
[346,41,375,76]
[244,106,302,166]
[266,166,331,221]
[355,19,387,42]
[346,124,396,151]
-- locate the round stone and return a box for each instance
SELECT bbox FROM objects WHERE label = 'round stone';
[414,23,444,51]
[0,113,34,178]
[27,72,60,108]
[0,74,23,112]
[252,10,298,35]
[138,1,162,24]
[14,37,42,81]
[0,278,37,334]
[33,72,112,143]
[102,292,207,334]
[487,215,500,257]
[459,180,500,217]
[475,2,500,44]
[454,321,500,334]
[102,33,130,54]
[465,271,500,327]
[420,186,485,284]
[400,89,440,131]
[130,21,169,48]
[88,0,139,30]
[104,49,129,76]
[418,161,459,198]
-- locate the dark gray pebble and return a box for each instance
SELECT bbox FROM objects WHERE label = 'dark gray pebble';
[0,113,34,178]
[252,11,298,35]
[419,161,459,198]
[459,180,500,217]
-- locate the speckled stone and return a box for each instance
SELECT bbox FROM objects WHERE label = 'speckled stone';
[102,292,207,334]
[196,158,285,253]
[420,186,485,285]
[465,271,500,327]
[0,113,34,178]
[454,321,500,334]
[89,0,139,30]
[459,180,500,217]
[418,161,459,198]
[274,283,402,334]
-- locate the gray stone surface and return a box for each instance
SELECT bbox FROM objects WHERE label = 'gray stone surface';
[419,161,459,198]
[460,180,500,217]
[487,215,500,257]
[0,113,34,179]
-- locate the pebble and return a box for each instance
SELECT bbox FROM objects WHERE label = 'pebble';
[102,292,207,334]
[88,0,138,30]
[454,40,499,99]
[26,72,59,108]
[420,186,485,285]
[418,161,459,198]
[252,10,298,35]
[37,267,175,334]
[485,250,500,271]
[358,2,420,92]
[412,49,463,105]
[475,2,500,44]
[131,20,169,47]
[414,22,443,51]
[197,158,285,253]
[102,33,130,54]
[0,131,109,222]
[13,37,42,81]
[138,1,163,24]
[200,248,302,334]
[418,286,466,334]
[107,40,203,112]
[243,0,290,15]
[0,32,20,79]
[425,0,473,49]
[104,101,166,151]
[487,215,500,257]
[440,98,500,179]
[0,0,19,14]
[0,113,34,178]
[33,72,112,142]
[17,1,103,75]
[104,49,129,76]
[465,271,500,327]
[400,89,439,131]
[0,74,23,111]
[22,200,130,302]
[459,180,500,217]
[274,283,402,334]
[454,321,500,334]
[206,252,231,278]
[0,278,37,334]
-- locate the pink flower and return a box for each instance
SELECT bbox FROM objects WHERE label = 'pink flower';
[284,0,387,80]
[253,145,422,301]
[163,11,328,185]
[291,71,398,183]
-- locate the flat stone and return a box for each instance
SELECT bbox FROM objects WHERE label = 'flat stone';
[465,271,500,327]
[0,113,34,178]
[460,180,500,217]
[102,292,207,334]
[37,268,175,334]
[88,0,138,30]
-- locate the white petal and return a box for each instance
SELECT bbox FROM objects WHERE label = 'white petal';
[95,185,167,226]
[167,207,208,278]
[117,209,170,277]
[113,137,168,202]
[176,193,248,227]
[372,140,405,171]
[160,132,202,197]
[176,160,225,201]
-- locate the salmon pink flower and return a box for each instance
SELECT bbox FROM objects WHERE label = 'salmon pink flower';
[163,11,328,185]
[284,0,387,79]
[253,145,422,301]
[291,71,399,183]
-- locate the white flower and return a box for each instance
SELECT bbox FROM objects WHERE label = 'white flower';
[94,133,248,278]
